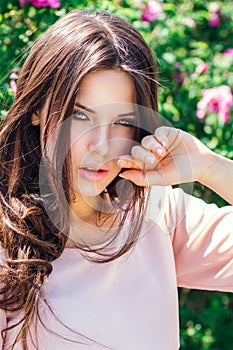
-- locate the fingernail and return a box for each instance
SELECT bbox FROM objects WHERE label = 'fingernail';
[118,159,125,166]
[119,173,128,179]
[145,154,155,163]
[155,147,164,156]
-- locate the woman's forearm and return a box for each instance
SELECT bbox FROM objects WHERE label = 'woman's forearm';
[198,151,233,205]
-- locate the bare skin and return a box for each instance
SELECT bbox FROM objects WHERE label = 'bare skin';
[118,126,233,205]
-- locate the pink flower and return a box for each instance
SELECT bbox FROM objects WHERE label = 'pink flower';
[10,73,19,80]
[176,71,185,84]
[12,67,21,73]
[174,62,181,69]
[195,62,209,74]
[19,0,60,8]
[197,85,233,124]
[141,1,163,22]
[208,2,221,27]
[19,0,26,6]
[9,67,20,97]
[183,18,196,28]
[208,13,220,26]
[9,80,18,97]
[174,62,185,84]
[223,48,233,56]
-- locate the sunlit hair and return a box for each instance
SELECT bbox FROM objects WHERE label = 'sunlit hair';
[0,10,159,349]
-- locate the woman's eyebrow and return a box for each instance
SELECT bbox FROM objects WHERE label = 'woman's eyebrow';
[75,103,96,114]
[75,103,135,117]
[118,112,136,117]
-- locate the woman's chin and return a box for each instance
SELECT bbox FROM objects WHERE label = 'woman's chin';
[71,184,106,202]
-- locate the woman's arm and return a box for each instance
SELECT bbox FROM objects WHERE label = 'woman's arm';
[118,126,233,205]
[118,127,233,292]
[198,151,233,205]
[164,187,233,292]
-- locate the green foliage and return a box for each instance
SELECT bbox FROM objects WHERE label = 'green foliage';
[0,1,232,349]
[179,289,233,350]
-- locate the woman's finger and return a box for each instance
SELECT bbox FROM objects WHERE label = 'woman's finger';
[118,169,167,187]
[119,153,195,187]
[131,146,156,165]
[141,133,167,153]
[117,156,144,170]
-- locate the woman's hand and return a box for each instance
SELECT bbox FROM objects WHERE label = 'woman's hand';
[118,126,214,187]
[118,126,233,205]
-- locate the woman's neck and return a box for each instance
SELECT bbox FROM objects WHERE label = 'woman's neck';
[66,193,120,248]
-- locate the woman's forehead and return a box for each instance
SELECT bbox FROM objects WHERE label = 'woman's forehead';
[75,70,136,108]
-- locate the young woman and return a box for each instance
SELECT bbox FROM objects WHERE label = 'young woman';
[0,10,232,350]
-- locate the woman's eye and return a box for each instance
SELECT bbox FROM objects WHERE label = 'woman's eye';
[73,111,90,121]
[114,119,136,127]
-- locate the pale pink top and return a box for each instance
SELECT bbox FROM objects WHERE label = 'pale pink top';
[0,187,233,349]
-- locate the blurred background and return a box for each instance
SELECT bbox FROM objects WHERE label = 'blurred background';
[0,1,232,349]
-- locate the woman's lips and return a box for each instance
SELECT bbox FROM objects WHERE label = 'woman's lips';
[78,166,109,181]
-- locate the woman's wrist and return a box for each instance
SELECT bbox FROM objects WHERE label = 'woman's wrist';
[196,148,219,186]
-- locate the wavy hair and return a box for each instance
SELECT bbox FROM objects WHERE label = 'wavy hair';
[0,10,159,349]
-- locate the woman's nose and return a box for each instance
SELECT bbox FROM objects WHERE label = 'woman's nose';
[87,124,110,157]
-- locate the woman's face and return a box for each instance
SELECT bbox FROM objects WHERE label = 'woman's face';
[70,70,136,198]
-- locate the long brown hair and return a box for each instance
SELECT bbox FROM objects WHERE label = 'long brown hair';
[0,10,159,349]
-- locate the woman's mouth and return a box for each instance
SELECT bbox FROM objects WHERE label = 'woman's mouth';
[78,166,109,181]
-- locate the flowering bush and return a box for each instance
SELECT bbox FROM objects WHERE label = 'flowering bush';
[0,1,233,348]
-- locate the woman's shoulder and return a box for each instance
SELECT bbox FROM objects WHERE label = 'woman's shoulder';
[145,185,217,234]
[147,184,223,218]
